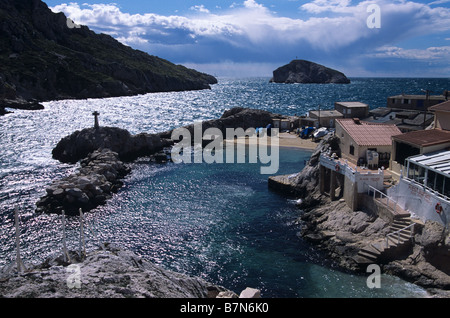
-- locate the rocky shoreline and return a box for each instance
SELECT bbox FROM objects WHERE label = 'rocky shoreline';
[36,107,289,215]
[269,135,450,297]
[0,243,239,298]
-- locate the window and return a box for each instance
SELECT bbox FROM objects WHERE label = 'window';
[350,145,355,156]
[427,170,436,190]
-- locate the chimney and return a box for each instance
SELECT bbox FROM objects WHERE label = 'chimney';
[353,118,361,125]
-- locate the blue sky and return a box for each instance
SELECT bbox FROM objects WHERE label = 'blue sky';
[45,0,450,77]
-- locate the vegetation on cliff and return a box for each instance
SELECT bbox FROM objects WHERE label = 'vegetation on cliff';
[0,0,217,111]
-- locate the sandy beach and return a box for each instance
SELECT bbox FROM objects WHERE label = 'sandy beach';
[224,132,319,150]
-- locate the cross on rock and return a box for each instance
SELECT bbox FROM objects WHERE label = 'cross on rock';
[92,111,100,129]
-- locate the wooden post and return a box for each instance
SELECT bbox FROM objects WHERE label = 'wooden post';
[62,210,71,263]
[14,207,25,273]
[79,208,86,259]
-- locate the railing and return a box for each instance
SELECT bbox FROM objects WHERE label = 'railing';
[386,223,415,248]
[7,206,100,274]
[367,184,399,214]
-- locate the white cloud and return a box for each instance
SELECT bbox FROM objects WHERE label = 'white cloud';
[301,0,353,14]
[51,1,450,76]
[190,5,210,13]
[370,45,450,60]
[429,0,450,5]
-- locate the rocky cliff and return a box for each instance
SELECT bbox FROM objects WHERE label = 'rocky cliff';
[270,60,350,84]
[0,0,217,113]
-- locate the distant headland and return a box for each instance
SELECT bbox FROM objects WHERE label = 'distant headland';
[0,0,217,114]
[270,60,351,84]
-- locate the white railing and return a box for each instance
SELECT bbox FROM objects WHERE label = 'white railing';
[386,223,415,248]
[367,184,399,214]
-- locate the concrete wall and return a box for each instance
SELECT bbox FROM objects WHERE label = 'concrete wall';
[435,111,450,130]
[387,178,449,226]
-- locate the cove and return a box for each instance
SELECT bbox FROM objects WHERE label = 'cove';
[85,147,427,298]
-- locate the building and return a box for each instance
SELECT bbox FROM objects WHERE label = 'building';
[387,150,450,225]
[335,118,402,168]
[334,102,369,119]
[308,109,343,128]
[430,100,450,131]
[387,92,447,111]
[391,129,450,168]
[385,98,450,225]
[390,100,450,177]
[366,107,434,132]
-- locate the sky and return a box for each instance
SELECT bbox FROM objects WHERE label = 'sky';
[45,0,450,78]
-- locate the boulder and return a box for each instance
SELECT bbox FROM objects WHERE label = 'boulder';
[36,149,130,215]
[239,287,261,298]
[52,126,171,163]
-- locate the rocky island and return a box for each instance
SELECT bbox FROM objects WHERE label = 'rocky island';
[270,60,350,84]
[0,0,217,115]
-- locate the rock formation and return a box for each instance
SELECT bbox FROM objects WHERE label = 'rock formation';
[0,244,229,298]
[40,107,285,215]
[270,60,350,84]
[52,126,173,164]
[36,149,131,215]
[0,0,217,114]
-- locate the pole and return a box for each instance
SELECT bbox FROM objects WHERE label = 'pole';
[79,208,86,259]
[62,210,71,263]
[318,104,321,128]
[14,207,25,273]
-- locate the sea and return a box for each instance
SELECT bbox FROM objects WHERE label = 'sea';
[1,77,449,298]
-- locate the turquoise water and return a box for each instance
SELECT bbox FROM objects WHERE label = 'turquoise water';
[1,77,448,297]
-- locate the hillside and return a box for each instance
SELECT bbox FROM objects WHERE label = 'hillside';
[0,0,217,111]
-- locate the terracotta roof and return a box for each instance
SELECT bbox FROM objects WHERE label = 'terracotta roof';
[392,129,450,147]
[429,100,450,112]
[336,118,402,146]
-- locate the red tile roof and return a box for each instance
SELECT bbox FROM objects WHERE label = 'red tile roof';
[336,118,402,146]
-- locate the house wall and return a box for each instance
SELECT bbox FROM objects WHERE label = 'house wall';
[435,111,450,131]
[334,103,369,119]
[422,142,450,154]
[387,178,450,226]
[357,145,393,167]
[335,123,356,163]
[387,97,445,110]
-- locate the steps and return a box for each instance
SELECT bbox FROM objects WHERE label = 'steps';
[356,217,414,265]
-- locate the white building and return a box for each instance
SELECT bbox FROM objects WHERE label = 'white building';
[388,150,450,226]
